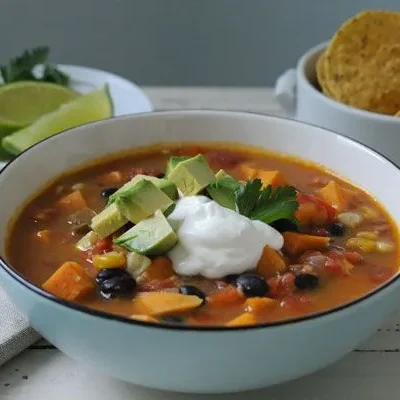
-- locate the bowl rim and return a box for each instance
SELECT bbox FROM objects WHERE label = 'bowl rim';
[297,41,400,123]
[1,109,400,332]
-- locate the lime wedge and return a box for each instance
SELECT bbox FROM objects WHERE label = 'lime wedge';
[3,85,113,155]
[0,81,78,130]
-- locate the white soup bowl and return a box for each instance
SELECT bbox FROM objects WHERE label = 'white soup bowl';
[0,111,400,393]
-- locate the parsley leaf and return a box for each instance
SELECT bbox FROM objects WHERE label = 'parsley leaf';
[0,46,70,86]
[235,179,299,224]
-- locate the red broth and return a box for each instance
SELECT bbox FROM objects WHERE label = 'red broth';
[6,143,400,327]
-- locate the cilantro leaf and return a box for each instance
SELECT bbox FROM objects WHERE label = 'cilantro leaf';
[251,185,299,224]
[235,179,299,224]
[0,46,70,86]
[235,179,262,217]
[1,46,49,83]
[43,64,70,86]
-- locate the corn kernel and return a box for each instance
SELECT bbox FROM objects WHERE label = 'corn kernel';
[359,205,380,220]
[356,231,378,240]
[338,212,363,228]
[376,241,395,253]
[92,251,126,269]
[347,237,376,253]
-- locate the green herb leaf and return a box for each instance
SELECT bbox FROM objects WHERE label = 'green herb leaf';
[235,179,262,217]
[251,185,299,224]
[0,46,70,86]
[235,179,299,224]
[43,64,70,86]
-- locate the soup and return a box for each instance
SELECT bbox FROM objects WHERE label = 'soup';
[6,143,399,327]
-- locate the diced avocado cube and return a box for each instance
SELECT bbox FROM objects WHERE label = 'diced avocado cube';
[207,169,241,210]
[126,252,151,279]
[116,179,173,224]
[167,154,215,196]
[91,203,128,239]
[166,156,191,176]
[108,174,178,205]
[75,230,99,251]
[115,210,178,255]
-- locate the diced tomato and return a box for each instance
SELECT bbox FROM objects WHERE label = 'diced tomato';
[324,258,346,276]
[298,250,323,263]
[137,276,179,292]
[308,226,330,237]
[267,273,295,298]
[280,273,296,295]
[267,277,280,298]
[368,265,394,283]
[205,151,244,168]
[94,238,113,254]
[343,251,363,265]
[207,286,244,306]
[297,193,336,222]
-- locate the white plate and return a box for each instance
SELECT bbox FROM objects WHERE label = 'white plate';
[56,65,152,116]
[0,64,153,169]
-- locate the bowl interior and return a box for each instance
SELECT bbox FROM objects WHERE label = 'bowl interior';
[298,42,327,92]
[0,111,399,258]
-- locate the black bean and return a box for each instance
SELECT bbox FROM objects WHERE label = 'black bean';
[179,285,206,303]
[295,273,319,290]
[156,173,166,179]
[100,187,118,199]
[271,219,299,233]
[100,275,136,299]
[224,274,239,284]
[160,315,185,324]
[235,274,269,297]
[96,268,129,284]
[328,222,346,237]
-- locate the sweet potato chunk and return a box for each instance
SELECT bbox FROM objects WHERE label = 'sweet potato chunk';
[57,190,87,212]
[295,202,329,225]
[256,246,286,278]
[238,163,287,187]
[316,181,352,213]
[42,261,95,301]
[130,314,158,323]
[207,286,244,306]
[283,232,330,256]
[245,297,276,313]
[143,256,175,281]
[131,292,202,316]
[226,312,256,327]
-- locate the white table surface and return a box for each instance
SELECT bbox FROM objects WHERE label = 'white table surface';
[1,87,399,400]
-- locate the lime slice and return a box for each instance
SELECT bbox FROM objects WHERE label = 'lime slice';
[0,81,78,130]
[3,85,113,155]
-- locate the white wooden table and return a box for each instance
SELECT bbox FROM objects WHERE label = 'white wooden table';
[1,87,399,400]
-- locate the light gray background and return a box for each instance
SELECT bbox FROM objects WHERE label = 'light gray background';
[1,0,399,86]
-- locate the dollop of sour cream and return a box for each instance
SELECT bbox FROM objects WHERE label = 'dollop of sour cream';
[167,196,283,279]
